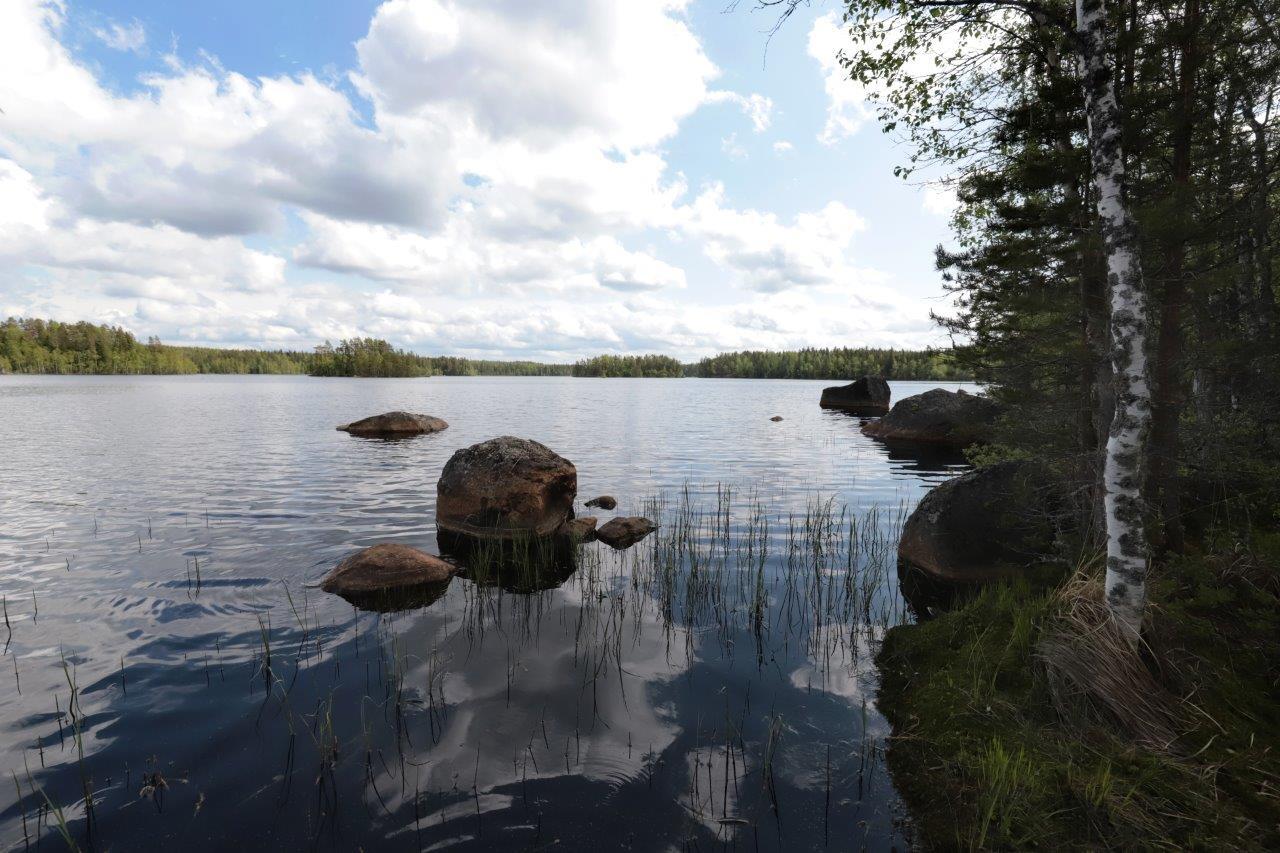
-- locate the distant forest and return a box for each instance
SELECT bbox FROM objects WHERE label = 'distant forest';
[0,318,968,380]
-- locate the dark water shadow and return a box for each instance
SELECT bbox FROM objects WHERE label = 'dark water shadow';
[865,436,969,475]
[328,578,453,613]
[437,529,579,593]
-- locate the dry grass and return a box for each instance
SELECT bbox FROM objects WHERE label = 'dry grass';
[1037,569,1183,749]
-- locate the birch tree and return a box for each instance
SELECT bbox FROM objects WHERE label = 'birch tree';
[757,0,1162,631]
[1074,0,1151,635]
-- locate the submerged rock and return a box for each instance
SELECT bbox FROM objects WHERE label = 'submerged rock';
[321,543,458,610]
[820,376,891,415]
[558,516,599,543]
[337,411,448,437]
[437,436,577,540]
[584,495,617,510]
[770,415,784,422]
[596,516,657,550]
[861,388,998,448]
[898,460,1058,589]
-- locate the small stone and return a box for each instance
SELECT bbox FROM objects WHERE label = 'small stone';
[596,517,657,549]
[558,516,599,543]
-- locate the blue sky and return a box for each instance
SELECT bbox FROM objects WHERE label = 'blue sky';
[0,0,957,359]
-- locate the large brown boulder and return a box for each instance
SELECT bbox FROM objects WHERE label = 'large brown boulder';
[820,376,891,415]
[436,436,577,540]
[338,411,448,437]
[898,460,1057,586]
[596,517,658,550]
[861,388,998,448]
[321,543,458,610]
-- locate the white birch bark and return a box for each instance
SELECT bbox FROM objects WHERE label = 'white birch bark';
[1076,0,1152,636]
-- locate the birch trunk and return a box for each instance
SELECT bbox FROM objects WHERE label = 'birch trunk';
[1076,0,1152,636]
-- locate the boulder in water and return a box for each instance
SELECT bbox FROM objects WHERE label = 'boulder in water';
[321,543,458,610]
[584,495,617,510]
[820,376,891,415]
[436,436,577,540]
[337,411,448,437]
[596,516,657,549]
[861,388,998,448]
[898,460,1058,587]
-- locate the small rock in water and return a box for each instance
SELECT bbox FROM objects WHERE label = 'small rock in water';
[558,516,599,543]
[770,415,784,422]
[321,543,457,597]
[584,495,617,510]
[596,516,657,549]
[337,411,448,437]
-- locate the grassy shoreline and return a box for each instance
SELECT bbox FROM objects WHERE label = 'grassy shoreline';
[876,548,1280,850]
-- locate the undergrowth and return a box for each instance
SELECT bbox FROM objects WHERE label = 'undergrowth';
[877,546,1280,850]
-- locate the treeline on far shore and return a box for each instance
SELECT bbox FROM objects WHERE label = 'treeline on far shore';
[0,318,968,381]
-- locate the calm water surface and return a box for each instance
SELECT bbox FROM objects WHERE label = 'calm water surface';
[0,375,970,851]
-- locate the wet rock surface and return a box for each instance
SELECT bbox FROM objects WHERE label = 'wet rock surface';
[820,376,891,415]
[861,388,999,448]
[596,516,658,549]
[337,411,449,437]
[558,516,599,543]
[320,543,458,610]
[437,436,577,539]
[897,460,1058,588]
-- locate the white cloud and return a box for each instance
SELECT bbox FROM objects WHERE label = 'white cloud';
[772,140,794,154]
[295,211,685,295]
[707,90,774,132]
[0,0,945,358]
[93,18,146,53]
[353,0,717,149]
[807,13,874,145]
[720,133,747,161]
[680,184,874,295]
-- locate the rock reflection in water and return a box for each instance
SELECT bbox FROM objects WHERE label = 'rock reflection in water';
[438,529,580,593]
[329,578,454,613]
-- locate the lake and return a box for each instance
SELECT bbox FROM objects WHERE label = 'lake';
[0,375,971,851]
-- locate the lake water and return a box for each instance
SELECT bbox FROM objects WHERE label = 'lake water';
[0,375,970,851]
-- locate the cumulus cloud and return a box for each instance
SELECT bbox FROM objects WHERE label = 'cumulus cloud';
[680,184,871,294]
[353,0,717,149]
[294,211,685,295]
[0,0,943,358]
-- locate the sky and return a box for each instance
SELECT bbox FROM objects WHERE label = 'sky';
[0,0,959,361]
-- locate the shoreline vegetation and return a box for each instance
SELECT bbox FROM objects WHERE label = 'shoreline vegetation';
[0,317,969,380]
[839,0,1280,843]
